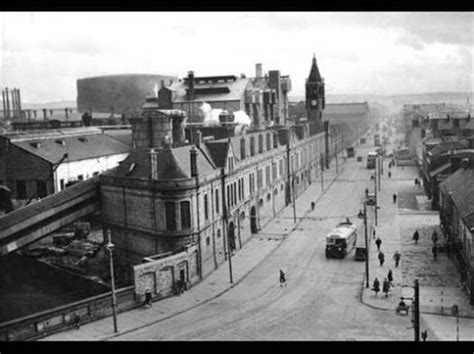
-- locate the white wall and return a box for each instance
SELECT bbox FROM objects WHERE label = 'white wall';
[54,153,129,192]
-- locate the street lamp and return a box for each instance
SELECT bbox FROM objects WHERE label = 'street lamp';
[397,279,420,341]
[363,201,369,288]
[105,228,118,333]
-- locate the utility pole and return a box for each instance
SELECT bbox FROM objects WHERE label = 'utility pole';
[221,168,233,284]
[320,153,324,191]
[414,279,420,342]
[364,202,369,288]
[106,228,118,333]
[374,158,378,226]
[334,137,338,174]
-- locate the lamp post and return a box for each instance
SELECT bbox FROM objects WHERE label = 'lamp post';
[105,228,118,333]
[363,201,369,288]
[399,279,420,341]
[374,158,378,226]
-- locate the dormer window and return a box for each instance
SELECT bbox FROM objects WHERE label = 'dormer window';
[55,139,66,146]
[30,142,41,148]
[78,137,88,143]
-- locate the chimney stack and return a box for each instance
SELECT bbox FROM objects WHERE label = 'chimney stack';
[65,107,69,119]
[150,148,159,180]
[16,88,22,117]
[2,90,6,119]
[256,63,263,78]
[190,146,198,177]
[5,88,10,119]
[42,108,47,120]
[187,71,195,100]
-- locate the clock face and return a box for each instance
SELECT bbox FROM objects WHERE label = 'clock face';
[311,99,317,107]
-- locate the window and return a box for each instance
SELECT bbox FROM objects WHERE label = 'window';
[250,136,255,156]
[273,133,278,148]
[217,229,221,238]
[240,138,246,160]
[249,173,255,195]
[238,180,242,201]
[78,175,84,181]
[215,189,220,214]
[267,193,271,201]
[227,185,231,208]
[258,134,263,153]
[279,160,283,177]
[266,133,271,151]
[165,202,177,231]
[60,179,65,191]
[16,180,27,199]
[257,169,263,188]
[204,194,209,220]
[272,163,277,181]
[241,178,245,198]
[233,182,237,205]
[206,237,210,246]
[181,201,191,229]
[266,165,271,186]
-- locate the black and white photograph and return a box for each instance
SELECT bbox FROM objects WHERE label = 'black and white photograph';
[0,11,473,342]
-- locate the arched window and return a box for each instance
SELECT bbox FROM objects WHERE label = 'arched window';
[250,136,255,156]
[273,133,278,148]
[267,193,271,201]
[259,198,264,207]
[165,202,177,231]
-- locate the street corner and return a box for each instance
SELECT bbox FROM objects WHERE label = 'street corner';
[361,283,402,312]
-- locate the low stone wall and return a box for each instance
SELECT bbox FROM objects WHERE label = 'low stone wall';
[0,285,135,341]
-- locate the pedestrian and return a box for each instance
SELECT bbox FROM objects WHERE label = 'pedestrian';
[421,330,428,341]
[375,237,382,252]
[372,277,380,297]
[311,201,315,211]
[393,193,397,204]
[372,228,376,239]
[365,188,369,197]
[378,251,385,266]
[432,245,438,260]
[413,230,419,244]
[279,269,287,287]
[382,278,390,297]
[393,250,401,267]
[387,269,393,284]
[414,178,418,186]
[74,314,81,330]
[388,171,391,178]
[432,230,438,244]
[144,288,152,307]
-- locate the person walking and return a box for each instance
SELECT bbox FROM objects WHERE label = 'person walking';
[382,278,390,297]
[372,278,380,297]
[279,269,287,287]
[144,288,153,307]
[413,230,419,244]
[74,314,81,330]
[414,178,418,186]
[387,269,393,285]
[393,193,397,204]
[388,171,391,178]
[365,188,369,197]
[311,201,315,211]
[393,250,401,267]
[432,245,438,260]
[375,237,382,251]
[432,230,438,244]
[378,251,385,266]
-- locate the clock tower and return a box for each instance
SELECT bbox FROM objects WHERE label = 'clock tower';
[305,54,325,135]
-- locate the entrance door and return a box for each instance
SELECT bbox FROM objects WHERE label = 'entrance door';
[250,206,258,234]
[228,222,236,251]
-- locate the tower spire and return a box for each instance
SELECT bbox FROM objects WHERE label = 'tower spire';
[308,54,322,83]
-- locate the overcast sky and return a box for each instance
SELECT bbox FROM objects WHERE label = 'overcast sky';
[0,12,472,103]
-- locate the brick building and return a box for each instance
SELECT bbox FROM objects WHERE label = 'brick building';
[99,57,360,293]
[0,127,130,209]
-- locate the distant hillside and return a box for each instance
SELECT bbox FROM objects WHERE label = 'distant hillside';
[0,100,77,110]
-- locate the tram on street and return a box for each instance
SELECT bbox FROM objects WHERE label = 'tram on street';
[366,151,377,169]
[325,221,358,259]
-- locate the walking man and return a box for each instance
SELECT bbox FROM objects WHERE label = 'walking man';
[375,237,382,252]
[387,269,393,285]
[388,171,391,178]
[311,201,315,211]
[393,193,397,204]
[432,230,438,244]
[413,230,419,244]
[144,288,153,307]
[382,278,390,297]
[372,278,380,297]
[393,250,401,267]
[279,269,287,287]
[378,251,385,266]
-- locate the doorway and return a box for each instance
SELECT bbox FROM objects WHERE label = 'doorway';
[250,206,258,234]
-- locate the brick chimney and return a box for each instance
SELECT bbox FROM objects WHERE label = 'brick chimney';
[187,71,195,100]
[190,146,198,177]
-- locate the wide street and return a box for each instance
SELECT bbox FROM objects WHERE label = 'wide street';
[108,136,413,341]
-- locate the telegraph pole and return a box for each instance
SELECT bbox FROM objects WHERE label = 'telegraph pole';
[374,158,378,226]
[414,279,420,342]
[320,153,324,191]
[106,228,118,333]
[378,155,381,191]
[364,202,369,288]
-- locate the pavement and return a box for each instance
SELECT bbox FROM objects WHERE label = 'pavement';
[42,152,343,341]
[42,133,474,341]
[360,142,474,341]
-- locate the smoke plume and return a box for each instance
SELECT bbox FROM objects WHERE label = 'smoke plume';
[200,102,222,126]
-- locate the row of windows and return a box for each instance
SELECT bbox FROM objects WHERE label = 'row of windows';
[240,132,278,160]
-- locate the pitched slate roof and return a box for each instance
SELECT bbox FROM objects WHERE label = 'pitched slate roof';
[205,140,230,168]
[428,141,467,156]
[440,167,474,230]
[111,145,216,180]
[12,133,131,163]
